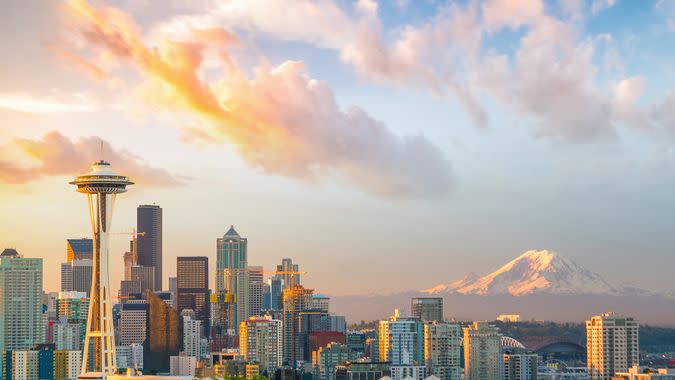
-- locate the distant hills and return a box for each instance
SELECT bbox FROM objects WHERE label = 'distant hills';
[330,250,675,326]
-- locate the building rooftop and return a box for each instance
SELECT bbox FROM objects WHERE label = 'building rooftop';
[1,248,19,257]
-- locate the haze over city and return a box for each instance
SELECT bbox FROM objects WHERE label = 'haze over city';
[2,0,675,304]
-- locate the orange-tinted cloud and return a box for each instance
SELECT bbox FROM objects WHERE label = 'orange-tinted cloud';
[50,45,107,81]
[0,131,181,187]
[59,0,454,198]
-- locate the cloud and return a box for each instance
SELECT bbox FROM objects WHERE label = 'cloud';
[0,93,99,114]
[0,131,181,187]
[591,0,617,15]
[151,0,488,129]
[59,0,454,198]
[473,15,617,141]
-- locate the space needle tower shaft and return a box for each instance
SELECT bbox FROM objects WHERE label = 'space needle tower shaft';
[70,160,133,379]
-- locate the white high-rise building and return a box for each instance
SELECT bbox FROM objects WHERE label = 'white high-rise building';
[379,310,425,380]
[503,353,539,380]
[424,322,461,380]
[378,310,425,366]
[183,314,203,358]
[119,303,148,346]
[239,316,283,373]
[587,312,639,380]
[0,249,43,351]
[463,321,501,380]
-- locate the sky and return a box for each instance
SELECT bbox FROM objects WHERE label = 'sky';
[1,0,674,297]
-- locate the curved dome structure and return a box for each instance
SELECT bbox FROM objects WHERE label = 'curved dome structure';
[501,336,526,349]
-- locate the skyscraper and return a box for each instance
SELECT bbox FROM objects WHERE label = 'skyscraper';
[130,265,155,293]
[67,239,93,262]
[72,259,93,294]
[0,248,43,351]
[144,291,180,373]
[61,262,73,292]
[282,285,314,365]
[463,321,501,380]
[411,297,443,322]
[70,159,133,377]
[239,316,283,374]
[216,226,249,330]
[277,258,301,289]
[586,312,639,380]
[61,259,93,295]
[120,303,148,346]
[137,204,163,291]
[248,265,264,318]
[424,321,461,380]
[176,256,210,330]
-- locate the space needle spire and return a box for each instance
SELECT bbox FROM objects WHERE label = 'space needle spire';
[70,160,133,379]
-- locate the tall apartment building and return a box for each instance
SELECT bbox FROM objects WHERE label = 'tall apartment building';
[587,312,639,380]
[183,314,203,358]
[378,309,425,366]
[503,353,538,380]
[176,256,210,330]
[424,322,461,380]
[249,265,264,318]
[463,321,501,380]
[137,204,163,290]
[239,316,283,373]
[282,285,314,364]
[216,226,249,329]
[0,249,43,351]
[411,297,443,322]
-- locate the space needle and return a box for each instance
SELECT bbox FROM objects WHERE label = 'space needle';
[70,160,133,379]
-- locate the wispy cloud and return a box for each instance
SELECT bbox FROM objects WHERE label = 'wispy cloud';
[58,0,455,198]
[0,131,181,187]
[0,93,99,114]
[148,0,673,141]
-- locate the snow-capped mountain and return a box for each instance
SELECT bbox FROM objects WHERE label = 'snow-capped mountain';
[423,250,617,296]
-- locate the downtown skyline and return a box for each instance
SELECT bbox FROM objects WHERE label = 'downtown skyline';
[1,0,675,298]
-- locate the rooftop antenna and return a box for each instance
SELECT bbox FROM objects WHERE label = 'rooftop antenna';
[100,139,104,160]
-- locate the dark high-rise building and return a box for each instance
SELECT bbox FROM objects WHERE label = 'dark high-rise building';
[411,297,443,322]
[144,290,180,373]
[66,238,93,262]
[131,265,155,293]
[176,256,210,333]
[137,205,162,291]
